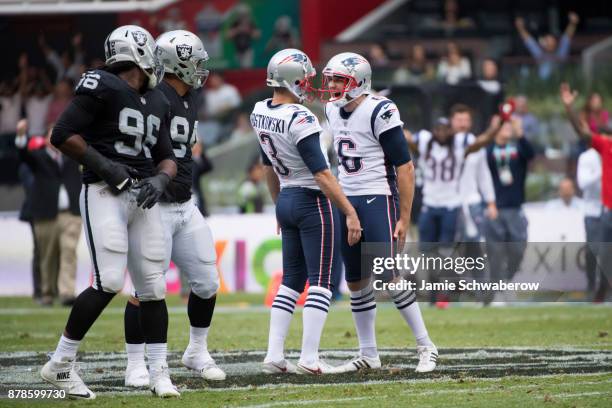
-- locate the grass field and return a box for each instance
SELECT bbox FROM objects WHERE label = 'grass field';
[0,294,611,407]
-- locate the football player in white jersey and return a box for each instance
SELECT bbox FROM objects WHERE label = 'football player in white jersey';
[319,52,437,373]
[252,49,362,374]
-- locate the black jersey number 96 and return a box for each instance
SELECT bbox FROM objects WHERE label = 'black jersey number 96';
[116,108,159,158]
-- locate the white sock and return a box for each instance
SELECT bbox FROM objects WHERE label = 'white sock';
[147,343,168,370]
[350,285,378,358]
[51,335,80,363]
[186,326,211,361]
[388,281,433,347]
[299,286,332,366]
[265,285,299,363]
[126,343,146,366]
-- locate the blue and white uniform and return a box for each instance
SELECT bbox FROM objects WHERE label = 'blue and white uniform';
[325,94,410,282]
[251,99,340,292]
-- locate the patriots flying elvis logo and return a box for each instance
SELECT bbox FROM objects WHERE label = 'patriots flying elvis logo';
[341,57,365,73]
[380,103,397,122]
[279,53,308,65]
[295,111,315,125]
[176,44,192,61]
[131,31,148,46]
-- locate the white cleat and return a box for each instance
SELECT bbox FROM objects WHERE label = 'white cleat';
[415,345,438,373]
[296,360,339,375]
[334,355,382,373]
[40,358,96,399]
[124,363,150,387]
[182,352,226,381]
[149,365,180,398]
[262,359,297,374]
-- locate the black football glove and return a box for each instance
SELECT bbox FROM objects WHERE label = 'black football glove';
[81,146,139,194]
[135,172,171,209]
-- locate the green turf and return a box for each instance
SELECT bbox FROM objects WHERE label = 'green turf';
[1,295,611,407]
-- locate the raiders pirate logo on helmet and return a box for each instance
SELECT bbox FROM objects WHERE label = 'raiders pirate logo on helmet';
[131,31,148,46]
[176,44,193,61]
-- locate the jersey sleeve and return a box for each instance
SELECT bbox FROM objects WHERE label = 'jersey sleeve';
[372,99,404,139]
[288,110,323,144]
[74,70,119,102]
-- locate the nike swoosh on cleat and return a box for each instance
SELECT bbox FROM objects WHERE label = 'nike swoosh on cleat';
[269,363,287,372]
[299,365,321,374]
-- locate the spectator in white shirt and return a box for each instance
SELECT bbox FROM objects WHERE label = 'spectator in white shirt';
[25,76,53,137]
[200,72,242,145]
[546,177,584,210]
[437,42,471,85]
[577,148,603,296]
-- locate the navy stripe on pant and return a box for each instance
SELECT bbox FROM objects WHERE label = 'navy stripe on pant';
[340,194,399,282]
[276,187,341,292]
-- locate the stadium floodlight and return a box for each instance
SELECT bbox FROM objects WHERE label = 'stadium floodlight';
[0,0,178,15]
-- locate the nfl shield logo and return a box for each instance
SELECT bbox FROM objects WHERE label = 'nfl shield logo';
[176,44,192,61]
[131,31,148,46]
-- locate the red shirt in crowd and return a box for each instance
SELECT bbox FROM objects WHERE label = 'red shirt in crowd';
[592,133,612,209]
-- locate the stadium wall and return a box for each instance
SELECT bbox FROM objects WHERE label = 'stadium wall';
[0,204,586,296]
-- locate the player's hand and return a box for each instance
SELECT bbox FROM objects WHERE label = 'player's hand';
[346,213,362,246]
[135,172,171,209]
[560,82,578,107]
[104,163,140,195]
[485,202,499,220]
[393,218,409,253]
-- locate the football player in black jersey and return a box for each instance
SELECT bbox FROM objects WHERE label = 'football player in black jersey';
[41,25,180,398]
[122,30,226,387]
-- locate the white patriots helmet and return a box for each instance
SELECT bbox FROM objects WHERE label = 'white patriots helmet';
[266,48,316,102]
[321,52,372,107]
[104,25,163,89]
[156,30,210,89]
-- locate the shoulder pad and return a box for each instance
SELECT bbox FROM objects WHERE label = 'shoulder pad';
[74,69,125,101]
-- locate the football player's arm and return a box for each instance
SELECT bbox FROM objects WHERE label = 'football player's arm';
[465,114,502,156]
[51,95,140,193]
[260,146,280,203]
[380,126,414,246]
[297,133,362,246]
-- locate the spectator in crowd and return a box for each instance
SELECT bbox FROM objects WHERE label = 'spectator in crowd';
[200,72,242,145]
[513,95,540,142]
[191,141,214,217]
[367,43,390,68]
[576,147,603,298]
[581,92,611,134]
[18,161,42,303]
[15,119,82,306]
[393,44,434,85]
[265,15,299,54]
[45,79,73,130]
[437,42,471,85]
[158,7,187,32]
[38,33,84,83]
[229,112,255,142]
[561,82,612,301]
[477,58,502,96]
[451,104,498,242]
[439,0,475,33]
[25,69,54,137]
[514,12,579,80]
[237,160,266,214]
[0,79,23,138]
[546,177,583,209]
[484,116,535,299]
[226,4,261,68]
